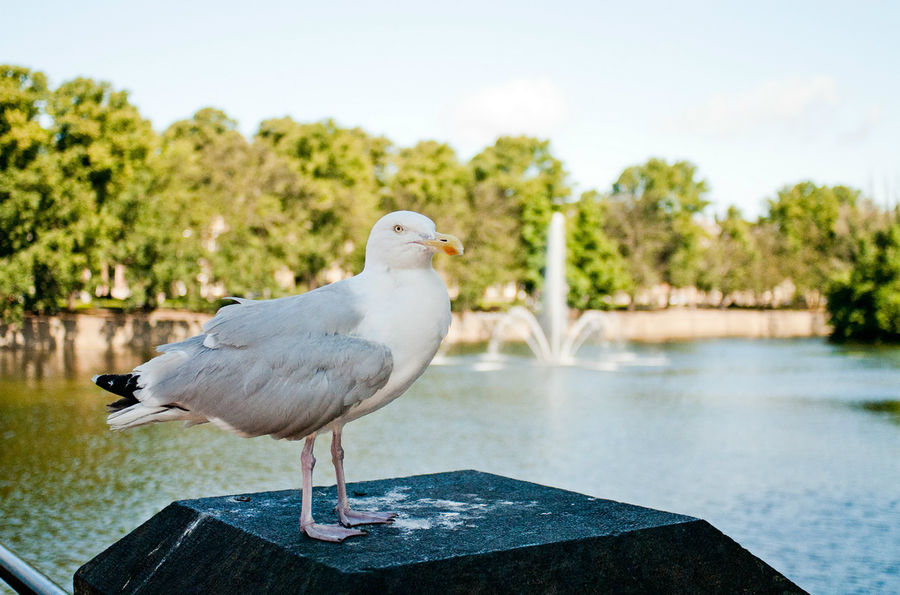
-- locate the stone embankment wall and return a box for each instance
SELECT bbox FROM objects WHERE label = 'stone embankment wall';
[1,309,829,353]
[446,308,829,343]
[0,311,209,353]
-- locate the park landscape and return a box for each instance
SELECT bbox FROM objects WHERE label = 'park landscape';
[2,4,900,592]
[2,64,899,341]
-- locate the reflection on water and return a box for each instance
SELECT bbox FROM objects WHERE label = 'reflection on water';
[1,338,899,594]
[861,400,900,424]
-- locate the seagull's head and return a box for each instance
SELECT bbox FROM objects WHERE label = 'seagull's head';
[365,211,464,270]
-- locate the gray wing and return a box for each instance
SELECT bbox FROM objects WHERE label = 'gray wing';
[185,280,362,350]
[140,332,393,440]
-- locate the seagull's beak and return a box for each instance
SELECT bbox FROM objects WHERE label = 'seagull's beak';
[422,232,464,256]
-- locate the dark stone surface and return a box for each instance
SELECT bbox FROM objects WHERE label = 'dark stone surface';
[74,470,805,594]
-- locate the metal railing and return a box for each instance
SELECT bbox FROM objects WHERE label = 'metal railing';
[0,543,67,595]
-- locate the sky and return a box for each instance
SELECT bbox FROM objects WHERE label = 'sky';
[4,0,899,218]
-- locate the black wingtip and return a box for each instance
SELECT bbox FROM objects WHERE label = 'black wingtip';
[93,373,141,410]
[106,396,139,412]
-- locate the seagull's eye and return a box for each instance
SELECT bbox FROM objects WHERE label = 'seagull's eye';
[393,224,404,233]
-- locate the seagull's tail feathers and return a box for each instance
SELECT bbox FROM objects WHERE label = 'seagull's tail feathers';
[93,347,203,430]
[92,342,200,428]
[106,403,190,431]
[93,371,190,430]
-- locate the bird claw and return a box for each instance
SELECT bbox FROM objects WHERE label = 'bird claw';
[337,507,398,527]
[301,522,366,542]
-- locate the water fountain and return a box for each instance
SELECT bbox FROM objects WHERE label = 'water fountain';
[487,212,618,364]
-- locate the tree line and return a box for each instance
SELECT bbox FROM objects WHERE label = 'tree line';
[2,65,899,341]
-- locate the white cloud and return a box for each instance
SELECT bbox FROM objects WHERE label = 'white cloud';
[447,78,569,147]
[840,104,883,144]
[673,75,842,137]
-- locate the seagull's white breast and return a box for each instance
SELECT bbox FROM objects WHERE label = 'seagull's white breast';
[334,267,451,424]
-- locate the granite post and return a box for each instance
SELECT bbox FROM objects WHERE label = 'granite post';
[75,470,805,594]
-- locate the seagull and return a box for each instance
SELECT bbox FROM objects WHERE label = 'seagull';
[92,211,463,542]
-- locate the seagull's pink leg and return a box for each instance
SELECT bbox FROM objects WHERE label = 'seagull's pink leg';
[300,434,366,542]
[332,426,397,527]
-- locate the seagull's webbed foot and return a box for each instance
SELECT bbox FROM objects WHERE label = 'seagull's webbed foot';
[337,507,398,527]
[301,521,366,542]
[330,427,398,528]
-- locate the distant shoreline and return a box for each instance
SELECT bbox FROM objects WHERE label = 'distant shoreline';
[1,309,829,354]
[448,308,829,343]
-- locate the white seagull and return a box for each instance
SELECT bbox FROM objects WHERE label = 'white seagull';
[92,211,463,542]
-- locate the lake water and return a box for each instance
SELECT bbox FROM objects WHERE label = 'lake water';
[1,338,898,594]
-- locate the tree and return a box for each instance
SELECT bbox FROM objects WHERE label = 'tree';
[138,108,311,309]
[256,117,390,283]
[0,65,52,319]
[605,158,710,304]
[565,191,631,309]
[764,182,883,306]
[699,207,761,302]
[747,221,789,303]
[0,65,47,173]
[0,71,157,317]
[827,219,900,342]
[47,76,157,307]
[468,136,569,296]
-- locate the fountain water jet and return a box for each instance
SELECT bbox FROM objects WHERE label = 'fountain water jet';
[487,212,617,364]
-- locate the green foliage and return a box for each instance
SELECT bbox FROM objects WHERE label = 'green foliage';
[50,77,157,302]
[0,65,51,320]
[138,108,317,308]
[257,117,390,281]
[763,182,886,305]
[699,206,761,298]
[565,192,631,309]
[469,136,569,294]
[1,64,897,334]
[1,68,156,317]
[604,158,710,300]
[0,65,47,171]
[827,221,900,343]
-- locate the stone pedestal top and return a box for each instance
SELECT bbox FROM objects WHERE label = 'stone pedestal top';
[75,470,804,594]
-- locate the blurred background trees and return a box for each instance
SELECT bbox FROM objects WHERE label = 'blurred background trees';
[764,182,884,308]
[604,158,711,303]
[1,65,898,340]
[565,191,630,310]
[827,220,900,342]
